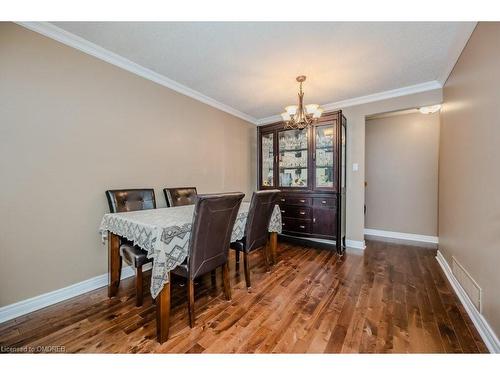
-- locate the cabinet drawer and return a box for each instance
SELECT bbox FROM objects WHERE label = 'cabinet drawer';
[279,196,312,206]
[279,205,311,219]
[313,197,336,208]
[282,218,311,234]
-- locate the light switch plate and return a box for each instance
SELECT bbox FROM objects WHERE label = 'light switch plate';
[352,163,359,171]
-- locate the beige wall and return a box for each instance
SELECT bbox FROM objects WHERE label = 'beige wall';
[439,22,500,336]
[0,23,256,307]
[365,111,439,236]
[342,89,443,244]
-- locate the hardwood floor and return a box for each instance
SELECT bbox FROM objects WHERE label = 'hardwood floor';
[0,240,488,353]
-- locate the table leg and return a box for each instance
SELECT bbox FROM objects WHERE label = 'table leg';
[156,275,171,344]
[107,231,120,298]
[270,232,278,264]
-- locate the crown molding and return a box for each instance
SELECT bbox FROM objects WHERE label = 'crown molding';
[16,22,258,125]
[16,22,453,127]
[366,108,420,120]
[256,80,442,125]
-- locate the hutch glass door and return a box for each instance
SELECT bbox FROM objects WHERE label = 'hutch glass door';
[278,128,308,188]
[261,132,275,187]
[315,124,335,189]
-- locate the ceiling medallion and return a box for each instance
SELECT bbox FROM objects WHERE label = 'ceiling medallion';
[281,75,324,130]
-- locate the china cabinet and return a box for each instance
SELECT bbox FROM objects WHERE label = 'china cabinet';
[258,110,346,253]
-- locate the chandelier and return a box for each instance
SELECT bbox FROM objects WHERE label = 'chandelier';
[281,75,324,130]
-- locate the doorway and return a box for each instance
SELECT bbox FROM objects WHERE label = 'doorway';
[364,108,439,244]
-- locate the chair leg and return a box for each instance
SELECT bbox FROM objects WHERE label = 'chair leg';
[235,250,240,267]
[135,265,143,307]
[187,279,195,328]
[270,232,278,265]
[263,245,271,273]
[243,252,251,289]
[117,255,123,286]
[222,263,231,300]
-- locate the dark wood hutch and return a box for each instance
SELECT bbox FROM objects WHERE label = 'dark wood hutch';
[258,110,346,253]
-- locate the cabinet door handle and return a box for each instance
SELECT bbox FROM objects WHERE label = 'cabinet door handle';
[322,200,327,204]
[281,210,285,213]
[282,223,286,226]
[299,225,305,229]
[313,217,316,223]
[299,211,305,215]
[281,198,286,202]
[299,199,305,203]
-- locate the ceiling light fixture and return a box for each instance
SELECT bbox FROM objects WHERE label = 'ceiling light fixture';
[418,104,442,114]
[281,76,324,129]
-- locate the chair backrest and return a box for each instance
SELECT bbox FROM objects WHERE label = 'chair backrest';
[105,189,156,213]
[164,187,197,207]
[244,190,280,251]
[188,192,245,279]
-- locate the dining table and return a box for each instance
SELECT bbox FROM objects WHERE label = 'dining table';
[99,201,282,343]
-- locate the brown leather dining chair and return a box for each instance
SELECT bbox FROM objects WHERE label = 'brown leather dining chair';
[105,189,156,307]
[163,186,215,284]
[230,190,280,289]
[164,187,197,207]
[171,192,245,328]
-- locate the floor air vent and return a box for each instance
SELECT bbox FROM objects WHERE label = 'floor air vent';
[451,256,482,312]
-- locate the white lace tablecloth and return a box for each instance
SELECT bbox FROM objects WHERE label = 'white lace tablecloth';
[99,202,282,298]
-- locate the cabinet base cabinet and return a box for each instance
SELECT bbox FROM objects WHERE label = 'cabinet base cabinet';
[279,192,338,239]
[258,110,347,254]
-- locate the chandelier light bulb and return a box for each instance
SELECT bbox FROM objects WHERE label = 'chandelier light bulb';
[285,105,298,116]
[313,107,324,119]
[305,104,319,114]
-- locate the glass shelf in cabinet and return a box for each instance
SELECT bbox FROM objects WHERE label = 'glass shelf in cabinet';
[279,148,308,153]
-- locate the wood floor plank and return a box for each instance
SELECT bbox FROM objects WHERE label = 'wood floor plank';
[0,240,488,353]
[304,255,361,353]
[205,247,326,353]
[323,254,365,353]
[268,251,340,353]
[407,247,446,353]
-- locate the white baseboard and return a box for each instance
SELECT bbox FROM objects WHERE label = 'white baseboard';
[345,239,366,250]
[364,228,438,244]
[436,250,500,353]
[0,263,152,324]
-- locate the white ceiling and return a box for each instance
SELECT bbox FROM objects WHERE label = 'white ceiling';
[47,22,475,123]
